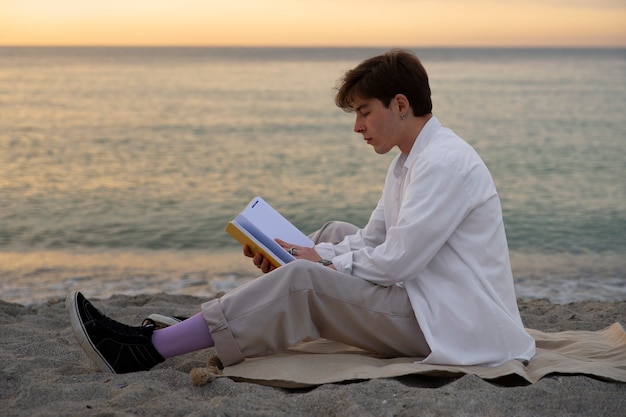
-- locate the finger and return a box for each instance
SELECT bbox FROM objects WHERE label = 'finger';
[253,252,264,267]
[243,245,254,258]
[275,238,290,249]
[260,257,272,273]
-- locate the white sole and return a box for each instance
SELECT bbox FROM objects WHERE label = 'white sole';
[66,291,115,373]
[146,314,183,327]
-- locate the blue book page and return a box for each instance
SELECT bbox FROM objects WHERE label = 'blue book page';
[229,218,287,266]
[234,215,293,264]
[238,196,313,263]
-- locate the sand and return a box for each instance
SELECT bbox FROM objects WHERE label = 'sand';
[1,294,624,417]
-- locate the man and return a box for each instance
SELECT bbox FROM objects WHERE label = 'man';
[67,49,535,374]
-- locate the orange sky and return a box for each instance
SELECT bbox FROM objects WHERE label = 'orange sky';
[1,0,624,47]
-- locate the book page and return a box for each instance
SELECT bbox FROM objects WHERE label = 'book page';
[233,216,293,264]
[239,196,313,253]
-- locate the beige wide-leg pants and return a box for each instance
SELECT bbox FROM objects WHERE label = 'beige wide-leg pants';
[201,221,430,366]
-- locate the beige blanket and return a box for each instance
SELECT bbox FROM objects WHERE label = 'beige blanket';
[216,323,626,388]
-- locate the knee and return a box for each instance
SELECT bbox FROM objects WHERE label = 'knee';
[312,221,359,244]
[275,260,323,291]
[283,259,319,276]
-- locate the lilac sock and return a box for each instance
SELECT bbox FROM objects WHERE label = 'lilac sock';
[151,312,214,359]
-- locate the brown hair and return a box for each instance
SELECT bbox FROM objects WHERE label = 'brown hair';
[335,49,432,117]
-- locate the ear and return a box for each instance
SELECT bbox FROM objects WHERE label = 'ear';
[393,94,410,115]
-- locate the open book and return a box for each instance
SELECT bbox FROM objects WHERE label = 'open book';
[225,196,314,268]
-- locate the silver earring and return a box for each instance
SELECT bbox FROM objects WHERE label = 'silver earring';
[400,114,406,120]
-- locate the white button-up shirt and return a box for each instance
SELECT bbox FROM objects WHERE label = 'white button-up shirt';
[316,116,536,366]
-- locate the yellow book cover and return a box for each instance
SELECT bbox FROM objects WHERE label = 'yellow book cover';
[225,221,285,269]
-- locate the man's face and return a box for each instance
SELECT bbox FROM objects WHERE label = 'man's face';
[352,96,403,155]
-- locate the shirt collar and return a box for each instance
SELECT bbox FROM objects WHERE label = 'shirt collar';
[403,115,441,169]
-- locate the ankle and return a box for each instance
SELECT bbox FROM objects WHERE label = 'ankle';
[152,313,214,359]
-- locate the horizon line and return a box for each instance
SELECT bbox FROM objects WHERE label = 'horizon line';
[1,44,625,49]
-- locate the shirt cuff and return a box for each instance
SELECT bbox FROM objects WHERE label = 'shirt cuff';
[330,252,353,275]
[315,242,354,275]
[314,242,336,260]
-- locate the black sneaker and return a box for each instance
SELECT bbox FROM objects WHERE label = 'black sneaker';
[66,291,165,374]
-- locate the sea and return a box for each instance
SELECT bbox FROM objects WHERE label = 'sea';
[1,47,624,306]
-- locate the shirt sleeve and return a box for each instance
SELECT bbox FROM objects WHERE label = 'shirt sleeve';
[315,197,388,270]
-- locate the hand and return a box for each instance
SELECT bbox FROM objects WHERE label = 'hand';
[243,245,276,274]
[275,239,322,263]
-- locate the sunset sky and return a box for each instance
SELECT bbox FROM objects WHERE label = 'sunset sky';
[1,0,624,47]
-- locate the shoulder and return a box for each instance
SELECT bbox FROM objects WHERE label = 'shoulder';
[411,128,496,196]
[410,129,472,174]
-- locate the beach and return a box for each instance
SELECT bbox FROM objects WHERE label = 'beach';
[1,293,624,417]
[1,46,624,416]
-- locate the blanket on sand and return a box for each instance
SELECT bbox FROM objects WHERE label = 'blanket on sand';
[195,323,626,388]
